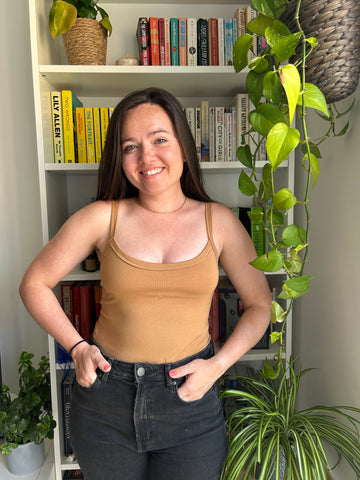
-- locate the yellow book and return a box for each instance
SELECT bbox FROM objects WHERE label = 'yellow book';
[100,107,109,152]
[93,107,102,163]
[61,90,83,163]
[50,91,64,163]
[75,107,87,163]
[84,107,95,163]
[109,107,114,118]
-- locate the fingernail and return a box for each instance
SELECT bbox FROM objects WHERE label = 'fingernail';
[104,364,111,371]
[169,370,176,377]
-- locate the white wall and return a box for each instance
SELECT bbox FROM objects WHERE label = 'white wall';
[0,1,47,393]
[293,85,360,479]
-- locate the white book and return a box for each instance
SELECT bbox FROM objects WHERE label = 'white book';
[187,18,197,66]
[215,106,225,162]
[230,93,249,148]
[217,18,225,66]
[209,106,215,161]
[185,107,195,138]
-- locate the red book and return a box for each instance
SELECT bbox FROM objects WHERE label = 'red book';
[149,17,160,66]
[72,282,81,333]
[79,281,94,342]
[179,18,187,66]
[158,18,166,66]
[61,282,73,324]
[209,18,218,66]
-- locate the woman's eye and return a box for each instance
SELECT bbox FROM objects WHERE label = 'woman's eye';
[123,144,137,153]
[155,138,167,144]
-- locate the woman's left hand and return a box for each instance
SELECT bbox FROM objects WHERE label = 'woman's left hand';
[169,357,223,402]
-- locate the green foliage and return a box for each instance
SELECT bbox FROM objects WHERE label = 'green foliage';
[49,0,112,38]
[0,352,56,455]
[221,360,360,479]
[235,0,354,371]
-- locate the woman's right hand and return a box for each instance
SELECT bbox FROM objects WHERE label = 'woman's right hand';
[71,342,111,388]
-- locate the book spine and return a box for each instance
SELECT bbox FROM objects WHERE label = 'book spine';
[75,107,86,163]
[50,91,64,163]
[158,18,166,66]
[217,19,225,66]
[62,376,74,456]
[233,7,246,38]
[195,106,201,162]
[164,18,171,66]
[215,106,225,162]
[61,283,73,323]
[136,17,150,66]
[72,282,81,334]
[61,90,76,163]
[245,7,257,61]
[197,19,208,66]
[93,107,102,163]
[200,100,209,162]
[224,19,233,66]
[209,106,215,162]
[149,17,160,65]
[251,206,265,256]
[170,18,179,66]
[225,109,233,162]
[187,18,197,66]
[84,107,95,163]
[185,107,195,138]
[208,18,218,66]
[179,18,187,66]
[80,282,94,342]
[100,107,109,152]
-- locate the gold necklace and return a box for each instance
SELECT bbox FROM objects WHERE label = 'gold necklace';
[137,196,186,214]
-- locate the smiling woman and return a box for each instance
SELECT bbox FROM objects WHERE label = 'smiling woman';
[19,87,272,480]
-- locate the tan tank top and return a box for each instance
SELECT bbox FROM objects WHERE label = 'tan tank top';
[92,201,219,363]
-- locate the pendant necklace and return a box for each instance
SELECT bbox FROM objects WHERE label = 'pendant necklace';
[137,196,186,214]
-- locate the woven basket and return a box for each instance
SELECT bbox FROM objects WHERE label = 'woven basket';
[281,0,360,103]
[62,18,107,65]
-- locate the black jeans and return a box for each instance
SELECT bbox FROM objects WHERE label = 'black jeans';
[70,341,228,479]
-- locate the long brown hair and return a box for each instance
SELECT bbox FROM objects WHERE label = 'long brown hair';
[96,87,211,202]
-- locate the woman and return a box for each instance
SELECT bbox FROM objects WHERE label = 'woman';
[19,88,271,479]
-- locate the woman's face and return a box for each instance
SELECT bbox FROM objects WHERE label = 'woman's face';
[120,103,185,197]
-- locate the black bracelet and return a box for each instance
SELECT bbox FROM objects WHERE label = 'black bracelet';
[68,339,87,356]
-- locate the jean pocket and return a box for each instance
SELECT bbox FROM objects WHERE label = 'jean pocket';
[75,369,106,392]
[174,378,216,405]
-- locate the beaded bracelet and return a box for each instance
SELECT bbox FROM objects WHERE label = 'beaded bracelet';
[68,339,87,356]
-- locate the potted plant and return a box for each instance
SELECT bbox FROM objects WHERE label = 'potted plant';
[0,351,56,475]
[221,359,360,479]
[49,0,112,65]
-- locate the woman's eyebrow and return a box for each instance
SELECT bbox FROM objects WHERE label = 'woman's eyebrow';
[121,129,171,144]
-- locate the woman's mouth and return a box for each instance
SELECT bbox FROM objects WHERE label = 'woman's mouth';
[140,167,164,176]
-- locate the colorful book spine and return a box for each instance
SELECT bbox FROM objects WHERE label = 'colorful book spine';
[75,107,86,163]
[233,7,246,38]
[209,106,215,162]
[231,93,249,148]
[164,18,171,66]
[170,18,179,65]
[224,19,233,66]
[187,18,197,66]
[100,107,109,152]
[179,18,187,66]
[84,107,95,163]
[61,90,83,163]
[72,282,81,334]
[195,106,201,162]
[200,100,209,162]
[251,206,265,256]
[62,374,74,456]
[208,18,218,66]
[136,17,150,66]
[197,18,208,65]
[93,107,102,163]
[149,17,160,65]
[50,91,64,163]
[225,109,233,162]
[158,18,166,66]
[215,106,225,162]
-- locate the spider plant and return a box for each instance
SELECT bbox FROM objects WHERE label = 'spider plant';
[221,359,360,480]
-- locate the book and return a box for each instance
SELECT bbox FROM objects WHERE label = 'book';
[200,100,209,162]
[62,374,74,456]
[209,106,215,161]
[61,90,83,163]
[63,470,84,480]
[84,107,95,163]
[100,107,109,153]
[215,106,225,162]
[149,17,160,65]
[208,18,218,66]
[245,6,258,61]
[195,107,201,162]
[187,18,197,66]
[251,206,265,256]
[233,7,246,38]
[72,282,81,334]
[50,91,64,163]
[217,19,225,66]
[224,19,233,66]
[79,281,94,342]
[55,342,71,364]
[164,18,171,66]
[239,207,251,235]
[185,107,195,138]
[158,18,166,66]
[61,282,73,324]
[93,107,102,163]
[197,18,208,65]
[170,18,179,65]
[75,107,86,163]
[179,18,187,65]
[136,17,150,66]
[225,109,233,161]
[231,93,249,148]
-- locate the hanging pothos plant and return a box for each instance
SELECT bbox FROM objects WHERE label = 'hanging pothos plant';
[234,0,354,379]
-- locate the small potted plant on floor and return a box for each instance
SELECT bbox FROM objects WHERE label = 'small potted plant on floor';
[49,0,112,65]
[0,351,56,475]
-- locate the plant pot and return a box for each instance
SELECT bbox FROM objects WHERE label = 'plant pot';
[62,18,107,65]
[5,441,45,475]
[281,0,360,103]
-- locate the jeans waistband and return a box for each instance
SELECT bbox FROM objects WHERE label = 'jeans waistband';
[91,339,214,385]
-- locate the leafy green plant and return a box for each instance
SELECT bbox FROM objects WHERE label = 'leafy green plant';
[233,0,353,379]
[49,0,112,39]
[221,360,360,480]
[0,352,56,455]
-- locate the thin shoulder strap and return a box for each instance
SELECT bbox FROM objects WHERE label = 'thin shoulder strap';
[205,202,217,253]
[109,200,119,238]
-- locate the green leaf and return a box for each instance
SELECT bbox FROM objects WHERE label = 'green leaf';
[271,300,285,323]
[278,275,312,299]
[233,34,253,72]
[266,123,300,169]
[265,20,291,47]
[100,15,112,36]
[238,170,257,196]
[285,253,303,273]
[266,207,284,227]
[247,13,274,36]
[251,0,288,20]
[302,152,320,188]
[249,104,287,137]
[48,0,77,38]
[270,331,282,343]
[237,144,253,168]
[273,188,297,210]
[270,32,302,63]
[335,121,350,136]
[250,248,284,272]
[248,209,263,223]
[301,142,322,159]
[246,70,265,105]
[249,56,269,74]
[261,358,279,379]
[282,225,306,247]
[263,72,284,104]
[280,64,301,124]
[306,37,318,49]
[298,83,329,117]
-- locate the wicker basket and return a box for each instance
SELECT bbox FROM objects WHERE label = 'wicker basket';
[281,0,360,103]
[62,18,107,65]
